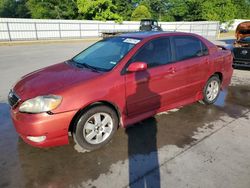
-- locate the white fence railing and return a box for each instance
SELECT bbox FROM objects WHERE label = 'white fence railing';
[0,18,219,41]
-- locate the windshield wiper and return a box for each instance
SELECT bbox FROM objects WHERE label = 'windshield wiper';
[71,60,101,72]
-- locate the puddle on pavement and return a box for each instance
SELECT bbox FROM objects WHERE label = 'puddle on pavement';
[0,85,250,188]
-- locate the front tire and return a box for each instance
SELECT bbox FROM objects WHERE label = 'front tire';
[73,105,118,151]
[202,75,221,105]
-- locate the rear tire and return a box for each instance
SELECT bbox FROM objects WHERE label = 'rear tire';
[202,75,221,105]
[73,105,118,151]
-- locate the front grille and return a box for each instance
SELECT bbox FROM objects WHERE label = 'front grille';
[233,47,250,60]
[233,60,250,67]
[8,90,20,107]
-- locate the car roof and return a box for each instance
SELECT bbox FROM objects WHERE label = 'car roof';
[119,31,193,39]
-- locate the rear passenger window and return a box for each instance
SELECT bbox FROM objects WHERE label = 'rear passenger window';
[131,38,172,68]
[173,36,208,61]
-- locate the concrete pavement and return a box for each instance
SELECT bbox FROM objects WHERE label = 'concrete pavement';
[132,112,250,188]
[0,39,250,188]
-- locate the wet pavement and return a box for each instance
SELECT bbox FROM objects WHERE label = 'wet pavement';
[0,41,250,188]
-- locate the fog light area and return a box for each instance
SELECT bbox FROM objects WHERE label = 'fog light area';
[26,136,46,143]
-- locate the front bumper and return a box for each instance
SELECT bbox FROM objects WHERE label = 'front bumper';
[233,47,250,67]
[10,109,77,148]
[233,59,250,67]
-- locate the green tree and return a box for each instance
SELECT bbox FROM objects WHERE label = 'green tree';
[27,0,79,19]
[16,0,30,18]
[131,5,151,21]
[201,0,236,23]
[161,0,238,22]
[77,0,122,22]
[0,0,17,17]
[142,0,168,20]
[2,0,250,21]
[0,0,30,18]
[113,0,134,21]
[184,0,204,21]
[232,0,250,19]
[166,0,189,21]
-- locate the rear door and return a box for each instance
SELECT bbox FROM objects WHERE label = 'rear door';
[171,35,210,101]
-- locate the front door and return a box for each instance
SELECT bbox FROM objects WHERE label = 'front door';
[125,37,178,116]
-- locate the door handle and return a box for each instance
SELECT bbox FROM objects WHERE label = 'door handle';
[166,67,176,74]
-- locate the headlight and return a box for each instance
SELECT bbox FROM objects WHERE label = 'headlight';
[19,95,62,113]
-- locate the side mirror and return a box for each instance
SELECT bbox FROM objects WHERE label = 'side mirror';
[127,62,147,72]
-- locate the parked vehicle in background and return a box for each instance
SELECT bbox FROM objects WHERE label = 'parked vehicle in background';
[233,21,250,68]
[101,19,163,38]
[139,19,163,31]
[9,32,233,151]
[219,26,229,33]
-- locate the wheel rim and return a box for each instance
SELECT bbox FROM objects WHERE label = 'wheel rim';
[206,80,219,101]
[83,112,113,145]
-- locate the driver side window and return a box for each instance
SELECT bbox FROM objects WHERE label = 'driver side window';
[131,38,172,68]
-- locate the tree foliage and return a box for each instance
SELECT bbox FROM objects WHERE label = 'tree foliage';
[0,0,250,22]
[142,0,168,20]
[0,0,29,18]
[77,0,122,22]
[131,5,151,21]
[132,0,244,22]
[165,0,189,21]
[182,0,204,21]
[232,0,250,19]
[27,0,79,19]
[112,0,134,21]
[201,0,236,23]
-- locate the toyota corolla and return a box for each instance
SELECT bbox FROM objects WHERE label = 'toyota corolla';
[9,32,233,151]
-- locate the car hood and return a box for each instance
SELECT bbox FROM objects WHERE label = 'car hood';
[235,21,250,41]
[13,61,101,100]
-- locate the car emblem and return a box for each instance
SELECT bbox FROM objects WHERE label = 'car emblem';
[241,50,248,55]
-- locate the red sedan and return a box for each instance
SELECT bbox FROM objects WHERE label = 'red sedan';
[8,32,233,151]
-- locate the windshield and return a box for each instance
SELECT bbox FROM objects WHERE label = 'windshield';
[72,37,140,71]
[239,30,250,35]
[141,21,152,26]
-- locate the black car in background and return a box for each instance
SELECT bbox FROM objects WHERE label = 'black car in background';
[101,19,163,39]
[139,19,163,31]
[233,21,250,68]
